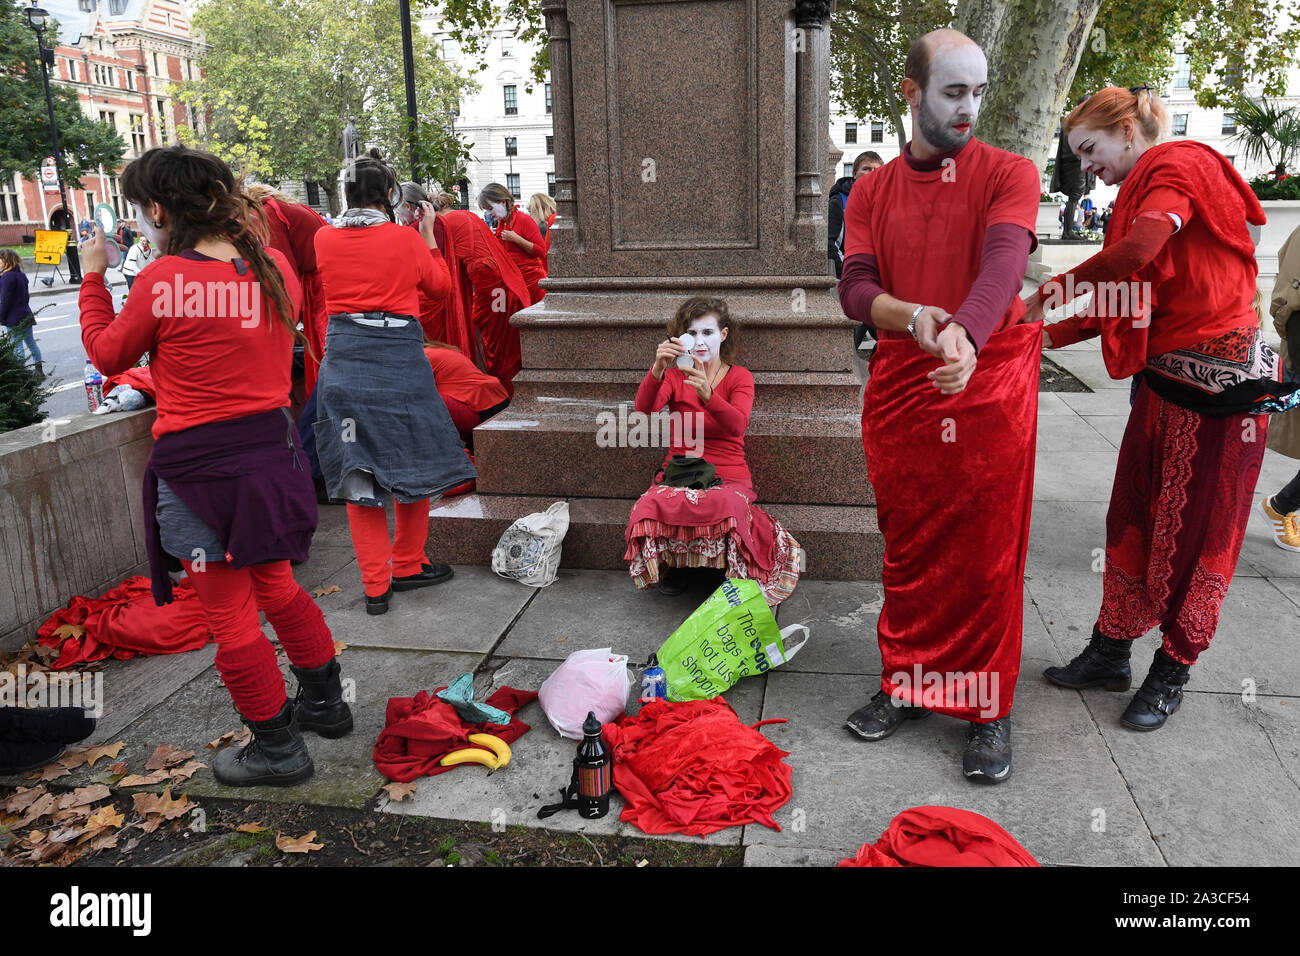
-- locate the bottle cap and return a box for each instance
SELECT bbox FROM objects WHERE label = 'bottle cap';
[647,653,659,668]
[583,711,601,736]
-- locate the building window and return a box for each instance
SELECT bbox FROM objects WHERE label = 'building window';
[1172,114,1188,136]
[844,122,857,143]
[67,59,77,82]
[1222,113,1237,134]
[544,83,552,114]
[871,121,884,143]
[843,163,853,177]
[503,85,517,115]
[442,38,456,59]
[0,175,20,223]
[157,97,169,142]
[501,36,514,58]
[505,136,518,157]
[153,52,160,76]
[1225,155,1236,167]
[506,173,521,198]
[547,172,556,197]
[186,59,193,81]
[109,176,127,219]
[98,110,117,131]
[1174,52,1190,89]
[545,135,554,156]
[125,69,134,90]
[306,182,321,206]
[130,114,146,155]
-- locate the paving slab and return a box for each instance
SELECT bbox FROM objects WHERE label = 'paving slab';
[1080,415,1129,449]
[1027,499,1110,574]
[1035,392,1078,416]
[289,547,360,595]
[85,644,218,745]
[1048,349,1131,392]
[748,671,1165,866]
[492,567,716,664]
[313,564,537,654]
[1098,692,1300,866]
[381,655,766,846]
[1059,389,1140,415]
[1035,411,1118,454]
[1033,452,1120,502]
[743,843,846,867]
[773,579,882,675]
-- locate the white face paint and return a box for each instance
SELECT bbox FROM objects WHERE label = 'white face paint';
[687,314,727,365]
[1068,124,1136,187]
[490,202,508,221]
[133,203,170,254]
[916,43,987,152]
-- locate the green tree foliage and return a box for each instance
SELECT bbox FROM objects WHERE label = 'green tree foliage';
[179,0,472,197]
[420,0,550,88]
[0,0,126,185]
[0,316,53,432]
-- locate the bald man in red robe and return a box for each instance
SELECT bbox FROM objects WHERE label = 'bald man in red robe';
[837,29,1042,783]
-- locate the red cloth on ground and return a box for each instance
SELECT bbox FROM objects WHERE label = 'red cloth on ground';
[1097,379,1266,664]
[102,365,155,399]
[494,207,547,304]
[314,221,449,321]
[37,575,212,669]
[863,322,1040,721]
[634,365,756,488]
[838,806,1040,867]
[373,686,538,782]
[601,698,793,837]
[79,252,302,439]
[262,198,330,395]
[1044,141,1267,377]
[426,346,509,412]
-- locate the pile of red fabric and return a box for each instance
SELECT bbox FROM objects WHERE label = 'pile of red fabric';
[373,686,538,782]
[102,366,155,400]
[602,698,792,837]
[37,575,212,669]
[839,806,1039,867]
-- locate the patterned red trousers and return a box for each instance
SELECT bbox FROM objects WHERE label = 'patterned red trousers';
[1097,379,1267,663]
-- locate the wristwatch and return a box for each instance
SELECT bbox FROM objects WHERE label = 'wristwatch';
[907,304,924,339]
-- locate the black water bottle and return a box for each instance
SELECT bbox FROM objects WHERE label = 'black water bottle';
[575,711,612,819]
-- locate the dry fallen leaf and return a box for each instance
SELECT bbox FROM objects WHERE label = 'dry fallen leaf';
[3,787,46,814]
[55,749,89,770]
[118,771,171,787]
[27,839,66,863]
[235,822,267,833]
[206,727,251,750]
[83,741,126,766]
[167,760,207,782]
[57,785,111,810]
[132,788,193,822]
[276,830,324,854]
[382,781,417,802]
[84,806,124,830]
[83,829,119,852]
[333,639,348,655]
[49,624,87,642]
[145,744,195,771]
[20,793,58,826]
[313,585,341,598]
[33,762,71,783]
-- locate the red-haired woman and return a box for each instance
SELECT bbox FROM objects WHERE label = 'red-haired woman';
[79,146,348,788]
[312,151,476,616]
[1022,87,1300,730]
[625,296,804,605]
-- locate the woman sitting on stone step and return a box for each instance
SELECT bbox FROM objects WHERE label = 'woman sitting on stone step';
[623,296,804,605]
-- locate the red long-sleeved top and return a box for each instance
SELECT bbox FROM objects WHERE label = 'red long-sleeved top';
[635,365,755,488]
[314,222,449,319]
[494,208,546,302]
[79,250,302,439]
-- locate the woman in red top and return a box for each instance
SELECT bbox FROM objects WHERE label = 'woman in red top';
[79,146,348,789]
[425,343,510,447]
[480,183,547,305]
[624,297,804,605]
[313,150,475,616]
[528,192,557,259]
[1022,87,1300,731]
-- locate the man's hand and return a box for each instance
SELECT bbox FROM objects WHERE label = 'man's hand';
[913,305,952,357]
[682,356,713,404]
[81,226,109,276]
[928,322,977,395]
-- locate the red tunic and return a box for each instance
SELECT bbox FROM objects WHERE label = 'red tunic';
[313,221,448,318]
[634,365,755,489]
[494,207,547,304]
[79,251,302,439]
[262,198,328,393]
[425,346,509,412]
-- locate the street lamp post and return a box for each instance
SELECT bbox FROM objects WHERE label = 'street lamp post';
[399,0,420,181]
[24,5,82,282]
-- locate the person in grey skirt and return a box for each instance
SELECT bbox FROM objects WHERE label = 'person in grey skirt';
[313,149,477,615]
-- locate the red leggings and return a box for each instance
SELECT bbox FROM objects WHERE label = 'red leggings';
[346,500,431,597]
[183,559,335,721]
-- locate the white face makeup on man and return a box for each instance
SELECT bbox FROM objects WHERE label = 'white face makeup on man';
[687,314,727,366]
[914,42,987,154]
[1068,124,1137,187]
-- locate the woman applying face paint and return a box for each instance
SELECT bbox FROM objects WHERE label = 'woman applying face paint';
[478,183,547,306]
[624,296,805,605]
[1023,87,1300,732]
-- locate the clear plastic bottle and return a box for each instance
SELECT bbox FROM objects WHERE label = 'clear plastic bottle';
[640,653,667,702]
[83,360,104,412]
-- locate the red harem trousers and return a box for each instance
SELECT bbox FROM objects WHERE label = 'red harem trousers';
[468,260,522,395]
[1096,378,1266,664]
[862,322,1040,721]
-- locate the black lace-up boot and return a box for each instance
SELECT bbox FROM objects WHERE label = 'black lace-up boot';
[963,716,1012,783]
[845,689,932,741]
[212,702,313,787]
[1121,648,1191,731]
[1044,626,1132,691]
[290,659,353,738]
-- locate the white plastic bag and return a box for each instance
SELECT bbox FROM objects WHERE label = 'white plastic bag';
[491,501,569,588]
[538,648,632,739]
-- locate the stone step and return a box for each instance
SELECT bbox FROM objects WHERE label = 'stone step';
[427,494,882,581]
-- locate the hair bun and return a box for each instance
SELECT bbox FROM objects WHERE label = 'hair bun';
[367,147,384,161]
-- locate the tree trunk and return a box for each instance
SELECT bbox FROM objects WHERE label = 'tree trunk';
[954,0,1010,52]
[974,0,1103,170]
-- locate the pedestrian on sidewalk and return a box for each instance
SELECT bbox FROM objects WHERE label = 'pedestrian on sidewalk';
[828,151,882,279]
[1023,87,1300,731]
[837,29,1041,784]
[0,250,42,376]
[1260,221,1300,551]
[79,145,353,788]
[119,236,153,291]
[313,149,475,617]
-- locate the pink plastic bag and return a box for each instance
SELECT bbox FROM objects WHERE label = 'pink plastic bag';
[538,648,632,739]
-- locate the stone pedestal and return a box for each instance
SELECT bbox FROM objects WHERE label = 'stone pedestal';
[429,0,881,580]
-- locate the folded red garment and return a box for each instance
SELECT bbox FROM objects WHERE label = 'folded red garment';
[37,575,212,669]
[373,686,538,782]
[839,806,1039,867]
[102,365,155,400]
[602,698,792,838]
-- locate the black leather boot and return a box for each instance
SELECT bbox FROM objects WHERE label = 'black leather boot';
[0,738,64,774]
[1043,626,1133,691]
[1121,648,1191,731]
[290,659,353,738]
[963,715,1012,783]
[0,706,97,746]
[212,701,313,787]
[845,689,932,741]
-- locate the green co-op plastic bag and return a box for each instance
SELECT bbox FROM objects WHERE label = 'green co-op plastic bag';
[656,578,810,701]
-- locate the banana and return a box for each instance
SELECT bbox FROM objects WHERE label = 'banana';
[468,733,512,768]
[439,747,499,770]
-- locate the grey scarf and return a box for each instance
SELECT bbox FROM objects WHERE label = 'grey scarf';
[335,207,391,228]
